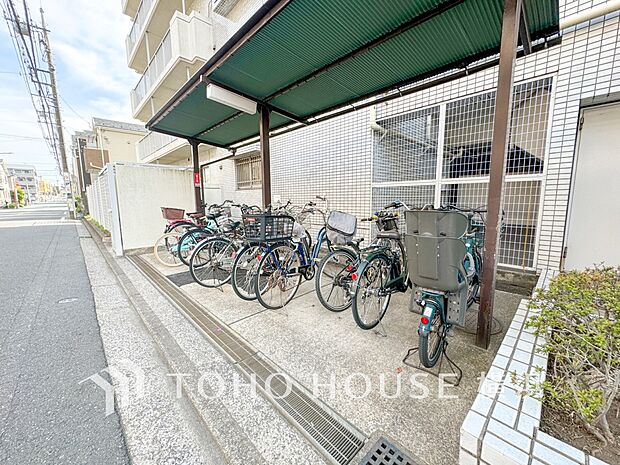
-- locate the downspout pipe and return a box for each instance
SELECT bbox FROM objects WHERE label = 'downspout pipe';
[560,0,620,30]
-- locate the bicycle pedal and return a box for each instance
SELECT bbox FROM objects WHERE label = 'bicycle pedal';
[447,328,455,337]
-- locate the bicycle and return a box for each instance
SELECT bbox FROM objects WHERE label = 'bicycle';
[350,201,412,330]
[314,210,362,312]
[176,200,236,267]
[250,197,340,309]
[230,202,292,301]
[187,204,253,287]
[153,205,208,266]
[404,205,487,373]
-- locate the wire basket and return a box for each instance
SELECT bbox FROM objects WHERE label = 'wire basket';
[161,207,185,220]
[242,214,294,243]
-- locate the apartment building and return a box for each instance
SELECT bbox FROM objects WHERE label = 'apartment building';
[0,159,11,206]
[123,0,241,167]
[125,0,620,273]
[7,164,38,203]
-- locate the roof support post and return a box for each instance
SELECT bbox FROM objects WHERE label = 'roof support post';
[477,0,522,349]
[190,140,203,214]
[259,104,271,208]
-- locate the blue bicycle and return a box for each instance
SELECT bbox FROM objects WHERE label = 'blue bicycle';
[253,198,335,309]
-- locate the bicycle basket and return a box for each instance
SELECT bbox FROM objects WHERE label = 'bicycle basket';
[161,207,185,220]
[377,215,398,231]
[326,210,357,245]
[242,214,294,242]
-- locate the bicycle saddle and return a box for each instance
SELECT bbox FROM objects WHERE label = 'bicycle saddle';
[187,212,204,219]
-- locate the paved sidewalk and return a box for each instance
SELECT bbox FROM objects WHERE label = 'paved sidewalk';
[0,204,129,465]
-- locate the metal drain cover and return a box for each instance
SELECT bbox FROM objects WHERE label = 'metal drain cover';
[457,304,503,335]
[359,437,419,465]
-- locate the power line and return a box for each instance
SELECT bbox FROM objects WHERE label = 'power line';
[0,132,45,140]
[1,0,66,176]
[59,94,90,125]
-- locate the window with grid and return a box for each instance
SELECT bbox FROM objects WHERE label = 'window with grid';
[235,153,262,189]
[372,77,553,270]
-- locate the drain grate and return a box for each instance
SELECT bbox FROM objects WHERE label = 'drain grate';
[239,354,365,465]
[359,437,419,465]
[131,255,366,465]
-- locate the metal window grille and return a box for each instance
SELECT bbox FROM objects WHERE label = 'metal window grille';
[372,77,552,270]
[235,153,262,190]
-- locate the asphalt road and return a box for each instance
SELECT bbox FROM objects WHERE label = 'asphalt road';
[0,204,129,464]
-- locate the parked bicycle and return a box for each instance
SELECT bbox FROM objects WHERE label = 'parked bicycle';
[187,203,259,287]
[154,205,209,267]
[252,197,352,310]
[405,205,487,370]
[350,201,412,330]
[230,201,296,301]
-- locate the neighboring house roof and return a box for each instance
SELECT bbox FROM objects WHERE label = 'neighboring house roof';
[92,117,147,133]
[7,163,37,171]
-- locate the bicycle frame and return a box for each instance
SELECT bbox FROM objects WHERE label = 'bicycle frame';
[357,238,408,295]
[296,226,329,268]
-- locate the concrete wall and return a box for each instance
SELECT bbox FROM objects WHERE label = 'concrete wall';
[113,163,195,252]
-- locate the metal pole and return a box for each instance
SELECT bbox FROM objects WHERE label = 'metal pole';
[259,105,271,207]
[190,140,203,213]
[40,8,73,213]
[477,0,522,349]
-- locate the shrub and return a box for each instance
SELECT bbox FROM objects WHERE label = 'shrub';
[526,266,620,444]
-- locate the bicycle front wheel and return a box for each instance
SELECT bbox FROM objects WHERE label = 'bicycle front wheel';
[189,237,238,287]
[315,248,357,312]
[418,310,445,368]
[254,244,301,310]
[178,228,212,267]
[231,244,262,301]
[153,232,183,267]
[351,254,392,329]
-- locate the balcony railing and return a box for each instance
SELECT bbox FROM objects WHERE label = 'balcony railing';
[130,12,213,116]
[125,0,155,59]
[137,131,181,161]
[131,29,172,110]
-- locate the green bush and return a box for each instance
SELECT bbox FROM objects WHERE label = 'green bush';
[85,215,110,236]
[526,266,620,444]
[7,203,16,209]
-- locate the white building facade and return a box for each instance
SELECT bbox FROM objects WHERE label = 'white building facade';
[7,164,38,203]
[125,0,620,273]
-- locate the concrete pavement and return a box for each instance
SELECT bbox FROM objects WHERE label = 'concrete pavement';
[0,204,129,464]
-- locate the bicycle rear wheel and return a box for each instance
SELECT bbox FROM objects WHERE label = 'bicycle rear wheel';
[153,232,183,267]
[189,237,238,287]
[231,244,262,300]
[254,244,301,309]
[418,311,446,368]
[351,254,392,329]
[315,248,356,312]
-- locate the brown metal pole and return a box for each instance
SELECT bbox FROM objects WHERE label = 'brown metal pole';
[190,140,203,213]
[259,105,271,207]
[477,0,522,349]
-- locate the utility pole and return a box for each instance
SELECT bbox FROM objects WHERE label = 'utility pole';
[39,7,73,215]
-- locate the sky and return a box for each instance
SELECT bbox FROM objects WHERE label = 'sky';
[0,0,141,184]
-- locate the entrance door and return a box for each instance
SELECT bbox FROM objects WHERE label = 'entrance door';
[564,103,620,270]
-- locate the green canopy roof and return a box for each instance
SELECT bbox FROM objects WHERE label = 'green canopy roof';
[148,0,560,148]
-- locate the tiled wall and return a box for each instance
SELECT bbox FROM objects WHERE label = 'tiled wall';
[208,0,620,272]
